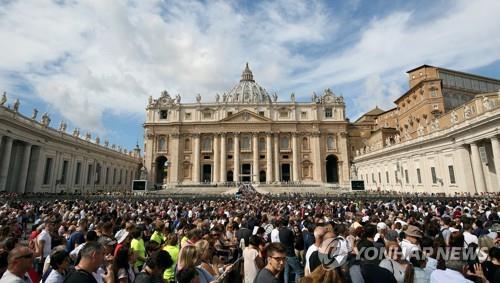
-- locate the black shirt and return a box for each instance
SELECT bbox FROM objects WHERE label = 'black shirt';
[278,227,295,257]
[63,269,98,283]
[253,267,278,283]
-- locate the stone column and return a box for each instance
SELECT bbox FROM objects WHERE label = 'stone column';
[455,145,475,193]
[490,136,500,190]
[312,133,322,182]
[234,133,240,183]
[470,142,486,193]
[266,133,273,183]
[220,133,227,182]
[292,133,299,182]
[193,134,200,183]
[0,137,13,191]
[213,134,220,183]
[18,143,32,193]
[170,134,180,184]
[273,133,280,182]
[252,133,259,183]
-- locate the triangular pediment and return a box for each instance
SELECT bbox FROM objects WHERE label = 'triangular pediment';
[220,110,272,123]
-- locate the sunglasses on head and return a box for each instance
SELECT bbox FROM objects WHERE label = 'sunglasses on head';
[16,253,33,259]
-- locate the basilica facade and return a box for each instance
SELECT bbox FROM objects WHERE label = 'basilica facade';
[143,64,349,187]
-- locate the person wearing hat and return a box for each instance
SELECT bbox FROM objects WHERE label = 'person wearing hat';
[114,231,130,257]
[401,225,422,261]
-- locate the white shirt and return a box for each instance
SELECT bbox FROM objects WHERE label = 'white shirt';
[0,270,32,283]
[304,244,319,275]
[430,269,473,283]
[243,247,260,283]
[44,269,65,283]
[270,228,280,243]
[463,231,478,248]
[38,229,52,258]
[400,239,419,261]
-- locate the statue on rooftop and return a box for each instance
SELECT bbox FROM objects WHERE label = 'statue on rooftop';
[41,113,51,128]
[31,108,38,120]
[0,92,6,106]
[196,93,201,103]
[13,99,20,112]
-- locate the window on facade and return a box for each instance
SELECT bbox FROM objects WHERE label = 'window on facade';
[386,171,389,183]
[371,173,375,183]
[119,169,122,185]
[184,139,191,151]
[61,160,69,185]
[325,108,333,118]
[448,165,456,184]
[259,111,265,117]
[405,169,409,183]
[43,158,53,185]
[202,137,212,151]
[416,168,422,184]
[227,138,233,152]
[259,138,266,151]
[302,137,309,151]
[241,136,251,150]
[125,170,128,185]
[75,162,82,185]
[301,112,307,119]
[378,172,381,183]
[394,171,398,183]
[113,168,116,185]
[327,135,336,150]
[160,110,168,119]
[105,167,109,185]
[433,104,439,110]
[430,89,437,97]
[431,167,437,184]
[185,113,191,120]
[227,111,233,117]
[183,163,191,178]
[158,136,167,151]
[279,111,289,118]
[280,136,290,149]
[87,164,93,185]
[203,111,212,119]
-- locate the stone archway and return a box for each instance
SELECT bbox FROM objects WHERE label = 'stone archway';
[326,155,339,183]
[155,156,168,185]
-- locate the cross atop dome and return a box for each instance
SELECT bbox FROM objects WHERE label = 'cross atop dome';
[240,62,255,82]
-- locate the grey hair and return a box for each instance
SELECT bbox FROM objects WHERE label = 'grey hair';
[80,242,103,258]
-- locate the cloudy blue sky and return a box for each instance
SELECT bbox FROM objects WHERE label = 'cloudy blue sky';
[1,0,500,151]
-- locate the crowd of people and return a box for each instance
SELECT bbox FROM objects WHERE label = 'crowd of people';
[0,188,498,283]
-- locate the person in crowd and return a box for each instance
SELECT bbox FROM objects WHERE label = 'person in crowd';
[401,225,422,261]
[483,246,500,283]
[409,250,432,283]
[254,243,287,283]
[162,233,179,283]
[279,218,304,283]
[43,250,70,283]
[130,228,146,270]
[36,221,53,274]
[305,226,325,276]
[349,239,397,283]
[293,224,305,265]
[113,247,136,283]
[149,220,166,248]
[64,242,108,283]
[177,245,214,283]
[133,250,172,283]
[0,246,34,283]
[243,235,265,283]
[379,242,408,283]
[66,219,87,253]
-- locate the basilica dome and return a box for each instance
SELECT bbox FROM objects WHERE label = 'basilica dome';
[223,63,271,104]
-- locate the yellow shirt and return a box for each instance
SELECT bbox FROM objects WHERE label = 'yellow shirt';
[163,245,180,281]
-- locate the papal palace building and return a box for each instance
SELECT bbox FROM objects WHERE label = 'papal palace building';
[0,97,141,193]
[145,64,500,194]
[144,64,349,187]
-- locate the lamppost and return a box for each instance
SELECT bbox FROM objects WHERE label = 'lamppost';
[163,160,170,189]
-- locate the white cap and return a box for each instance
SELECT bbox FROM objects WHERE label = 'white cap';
[377,222,387,230]
[117,231,129,244]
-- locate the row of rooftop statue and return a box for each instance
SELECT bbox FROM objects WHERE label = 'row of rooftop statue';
[0,91,130,153]
[148,88,345,106]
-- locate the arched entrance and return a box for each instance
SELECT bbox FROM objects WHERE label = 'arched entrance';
[155,156,168,185]
[259,170,266,183]
[326,155,339,183]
